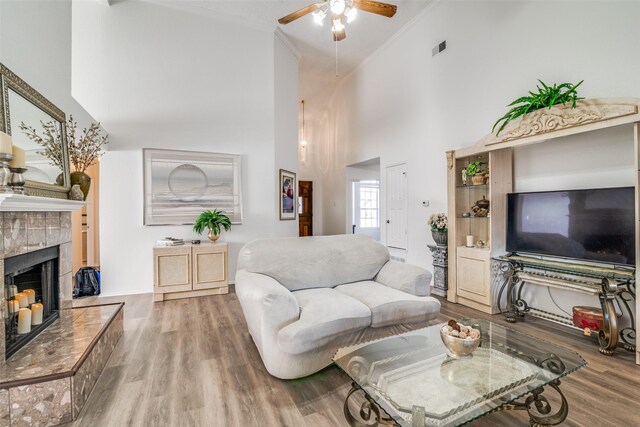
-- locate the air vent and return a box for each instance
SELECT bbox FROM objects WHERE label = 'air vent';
[432,40,446,57]
[390,256,406,263]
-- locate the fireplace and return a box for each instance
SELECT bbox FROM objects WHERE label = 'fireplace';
[4,246,60,359]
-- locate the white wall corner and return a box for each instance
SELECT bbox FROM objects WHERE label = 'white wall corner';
[275,27,302,61]
[340,0,441,83]
[97,0,111,6]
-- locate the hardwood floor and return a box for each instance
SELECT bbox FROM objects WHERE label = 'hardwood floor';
[72,292,640,427]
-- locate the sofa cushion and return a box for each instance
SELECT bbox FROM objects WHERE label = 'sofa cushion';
[277,288,372,354]
[375,260,433,296]
[335,281,441,327]
[237,235,390,291]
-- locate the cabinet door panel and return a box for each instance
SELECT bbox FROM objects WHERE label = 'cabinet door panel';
[456,249,491,305]
[155,247,192,293]
[193,248,227,290]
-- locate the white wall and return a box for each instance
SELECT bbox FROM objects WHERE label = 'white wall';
[0,0,94,136]
[303,0,640,264]
[72,1,299,296]
[301,1,640,318]
[274,32,301,231]
[0,2,3,61]
[1,0,98,280]
[514,125,635,193]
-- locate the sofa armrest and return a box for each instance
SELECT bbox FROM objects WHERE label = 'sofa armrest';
[235,270,300,344]
[375,260,432,296]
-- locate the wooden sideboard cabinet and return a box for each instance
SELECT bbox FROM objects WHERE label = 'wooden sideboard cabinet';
[153,243,228,302]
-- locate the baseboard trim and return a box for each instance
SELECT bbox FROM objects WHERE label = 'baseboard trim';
[455,295,499,315]
[154,287,229,302]
[92,290,153,298]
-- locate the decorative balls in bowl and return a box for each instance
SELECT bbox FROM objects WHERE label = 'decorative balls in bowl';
[440,320,481,359]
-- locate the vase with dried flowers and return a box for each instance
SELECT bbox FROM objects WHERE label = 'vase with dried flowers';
[65,116,108,200]
[20,115,108,200]
[428,213,448,246]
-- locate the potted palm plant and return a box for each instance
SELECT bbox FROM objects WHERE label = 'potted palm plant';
[193,209,232,242]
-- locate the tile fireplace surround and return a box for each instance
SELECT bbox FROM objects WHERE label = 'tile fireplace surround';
[0,196,123,426]
[1,211,74,364]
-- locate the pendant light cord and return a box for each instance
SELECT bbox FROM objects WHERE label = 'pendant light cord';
[301,100,305,140]
[335,38,339,77]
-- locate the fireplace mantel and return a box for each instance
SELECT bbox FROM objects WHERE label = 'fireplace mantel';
[0,194,84,212]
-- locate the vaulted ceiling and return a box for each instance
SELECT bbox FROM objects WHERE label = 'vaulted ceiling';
[143,1,433,109]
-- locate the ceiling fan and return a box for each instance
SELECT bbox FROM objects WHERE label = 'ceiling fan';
[278,0,398,42]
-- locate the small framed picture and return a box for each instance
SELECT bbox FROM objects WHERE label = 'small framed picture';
[279,169,296,220]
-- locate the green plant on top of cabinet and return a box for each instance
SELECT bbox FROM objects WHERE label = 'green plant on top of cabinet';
[193,209,232,242]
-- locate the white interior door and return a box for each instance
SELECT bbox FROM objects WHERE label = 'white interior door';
[386,163,407,249]
[352,180,380,240]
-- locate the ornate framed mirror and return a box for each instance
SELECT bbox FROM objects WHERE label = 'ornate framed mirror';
[0,63,71,198]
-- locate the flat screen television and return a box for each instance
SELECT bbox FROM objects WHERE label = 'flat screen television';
[506,187,635,265]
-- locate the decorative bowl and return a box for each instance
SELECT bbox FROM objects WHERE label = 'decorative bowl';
[440,330,480,359]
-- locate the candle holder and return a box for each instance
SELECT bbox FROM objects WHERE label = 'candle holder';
[0,153,14,194]
[9,167,27,195]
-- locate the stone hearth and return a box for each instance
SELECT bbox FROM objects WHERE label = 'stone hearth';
[0,197,123,426]
[0,304,123,425]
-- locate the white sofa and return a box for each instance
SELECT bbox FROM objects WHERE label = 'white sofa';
[235,234,441,379]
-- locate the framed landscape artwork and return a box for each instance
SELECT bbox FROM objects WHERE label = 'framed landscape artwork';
[143,149,243,225]
[279,169,296,220]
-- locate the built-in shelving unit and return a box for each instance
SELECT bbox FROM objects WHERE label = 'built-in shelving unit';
[446,98,640,364]
[447,149,512,314]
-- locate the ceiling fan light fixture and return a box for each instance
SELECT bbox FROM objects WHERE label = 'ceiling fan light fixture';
[345,6,357,23]
[332,17,345,32]
[330,0,346,15]
[312,9,327,26]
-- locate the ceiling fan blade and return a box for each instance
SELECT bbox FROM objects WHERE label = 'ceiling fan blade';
[278,4,319,25]
[333,28,346,42]
[352,0,397,18]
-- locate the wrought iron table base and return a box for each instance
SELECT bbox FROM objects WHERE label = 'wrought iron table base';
[496,380,568,427]
[343,380,569,427]
[344,384,396,427]
[496,258,636,356]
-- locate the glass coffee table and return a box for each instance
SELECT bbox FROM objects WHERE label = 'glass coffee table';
[333,319,586,427]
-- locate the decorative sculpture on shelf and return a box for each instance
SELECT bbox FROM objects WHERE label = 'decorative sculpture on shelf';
[70,184,84,201]
[471,196,490,217]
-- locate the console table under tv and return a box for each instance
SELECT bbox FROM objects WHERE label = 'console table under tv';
[495,254,636,356]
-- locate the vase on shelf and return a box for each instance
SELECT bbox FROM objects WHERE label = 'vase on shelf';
[207,229,220,242]
[432,229,448,246]
[58,172,92,200]
[470,175,485,185]
[71,172,91,200]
